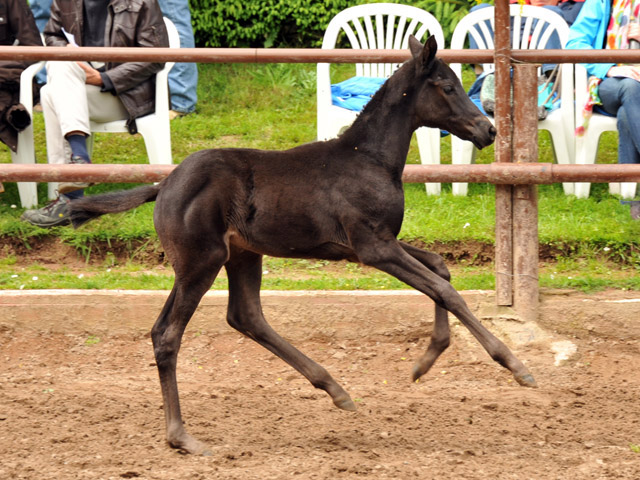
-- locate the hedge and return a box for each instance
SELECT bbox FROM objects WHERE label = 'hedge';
[190,0,478,48]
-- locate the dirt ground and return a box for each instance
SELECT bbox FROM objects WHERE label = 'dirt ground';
[1,289,639,480]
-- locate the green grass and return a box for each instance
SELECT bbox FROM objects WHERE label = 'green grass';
[0,63,637,291]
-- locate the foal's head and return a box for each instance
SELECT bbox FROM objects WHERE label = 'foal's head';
[407,36,495,150]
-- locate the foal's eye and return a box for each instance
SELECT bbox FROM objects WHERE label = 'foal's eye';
[443,85,454,94]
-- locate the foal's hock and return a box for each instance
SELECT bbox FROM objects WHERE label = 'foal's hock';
[70,36,531,456]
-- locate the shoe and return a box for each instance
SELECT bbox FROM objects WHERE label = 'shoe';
[58,155,94,194]
[169,109,187,120]
[21,195,71,228]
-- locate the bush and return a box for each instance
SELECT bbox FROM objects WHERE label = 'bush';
[191,0,351,48]
[190,0,479,48]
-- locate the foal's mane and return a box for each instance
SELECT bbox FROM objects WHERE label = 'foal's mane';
[338,56,418,143]
[358,58,415,118]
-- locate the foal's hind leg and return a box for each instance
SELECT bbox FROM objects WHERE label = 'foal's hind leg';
[400,242,451,381]
[356,238,536,387]
[225,249,356,411]
[151,247,226,455]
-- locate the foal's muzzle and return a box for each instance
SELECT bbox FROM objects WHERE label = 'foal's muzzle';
[471,124,497,150]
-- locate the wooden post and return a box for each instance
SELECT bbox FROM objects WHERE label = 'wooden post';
[512,64,539,322]
[494,0,513,306]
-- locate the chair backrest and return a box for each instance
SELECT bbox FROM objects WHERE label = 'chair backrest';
[450,5,570,77]
[320,3,445,79]
[154,17,180,115]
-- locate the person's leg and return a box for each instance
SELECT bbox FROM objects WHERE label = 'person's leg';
[43,61,91,146]
[40,62,87,166]
[23,62,129,226]
[86,84,129,123]
[599,77,640,165]
[156,0,198,114]
[53,83,129,194]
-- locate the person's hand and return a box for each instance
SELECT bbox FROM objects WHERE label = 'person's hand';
[529,0,559,7]
[607,65,640,80]
[629,23,640,42]
[76,61,103,86]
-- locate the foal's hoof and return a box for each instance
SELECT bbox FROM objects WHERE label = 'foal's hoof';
[515,373,538,388]
[411,363,429,383]
[333,394,357,412]
[169,434,212,456]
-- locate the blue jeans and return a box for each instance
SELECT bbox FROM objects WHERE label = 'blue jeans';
[157,0,198,114]
[29,0,52,85]
[598,77,640,165]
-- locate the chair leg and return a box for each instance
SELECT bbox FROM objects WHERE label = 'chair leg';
[451,137,475,196]
[416,127,441,195]
[546,129,575,196]
[137,119,173,165]
[48,182,59,200]
[562,183,575,196]
[10,150,38,208]
[609,183,620,196]
[10,130,39,208]
[573,135,596,199]
[620,182,638,199]
[16,182,38,208]
[573,182,591,199]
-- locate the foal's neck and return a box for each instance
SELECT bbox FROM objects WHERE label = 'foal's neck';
[338,67,418,171]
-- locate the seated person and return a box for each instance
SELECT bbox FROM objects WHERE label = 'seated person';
[21,0,169,228]
[566,0,640,211]
[0,0,43,155]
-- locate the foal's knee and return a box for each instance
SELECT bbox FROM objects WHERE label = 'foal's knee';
[226,307,267,339]
[428,255,451,282]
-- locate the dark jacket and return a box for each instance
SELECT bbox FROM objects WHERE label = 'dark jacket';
[0,0,43,151]
[44,0,169,132]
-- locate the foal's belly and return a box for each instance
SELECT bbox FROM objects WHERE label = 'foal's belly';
[229,231,357,262]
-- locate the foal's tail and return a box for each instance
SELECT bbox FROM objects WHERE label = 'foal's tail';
[69,184,161,228]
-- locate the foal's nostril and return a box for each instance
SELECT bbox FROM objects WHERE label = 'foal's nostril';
[489,125,497,136]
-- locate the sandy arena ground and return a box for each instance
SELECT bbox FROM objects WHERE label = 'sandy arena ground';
[0,289,639,479]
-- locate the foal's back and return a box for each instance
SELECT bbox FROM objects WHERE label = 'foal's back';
[154,144,405,261]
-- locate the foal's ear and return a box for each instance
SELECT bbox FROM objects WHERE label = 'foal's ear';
[409,35,438,71]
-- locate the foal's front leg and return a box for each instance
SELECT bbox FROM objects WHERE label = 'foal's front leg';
[358,238,536,387]
[225,249,356,411]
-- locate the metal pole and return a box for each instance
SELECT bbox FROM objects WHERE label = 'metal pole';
[3,163,640,183]
[494,0,513,306]
[4,46,640,64]
[512,64,539,323]
[401,163,640,183]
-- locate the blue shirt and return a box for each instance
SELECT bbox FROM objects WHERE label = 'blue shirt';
[565,0,615,79]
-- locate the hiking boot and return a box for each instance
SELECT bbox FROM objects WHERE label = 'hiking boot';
[21,195,71,228]
[58,155,94,194]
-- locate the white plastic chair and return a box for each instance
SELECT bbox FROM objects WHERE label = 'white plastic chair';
[48,17,180,199]
[450,5,575,196]
[9,61,45,208]
[573,64,635,199]
[317,3,446,195]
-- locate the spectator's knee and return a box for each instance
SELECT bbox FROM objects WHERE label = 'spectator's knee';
[619,77,640,97]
